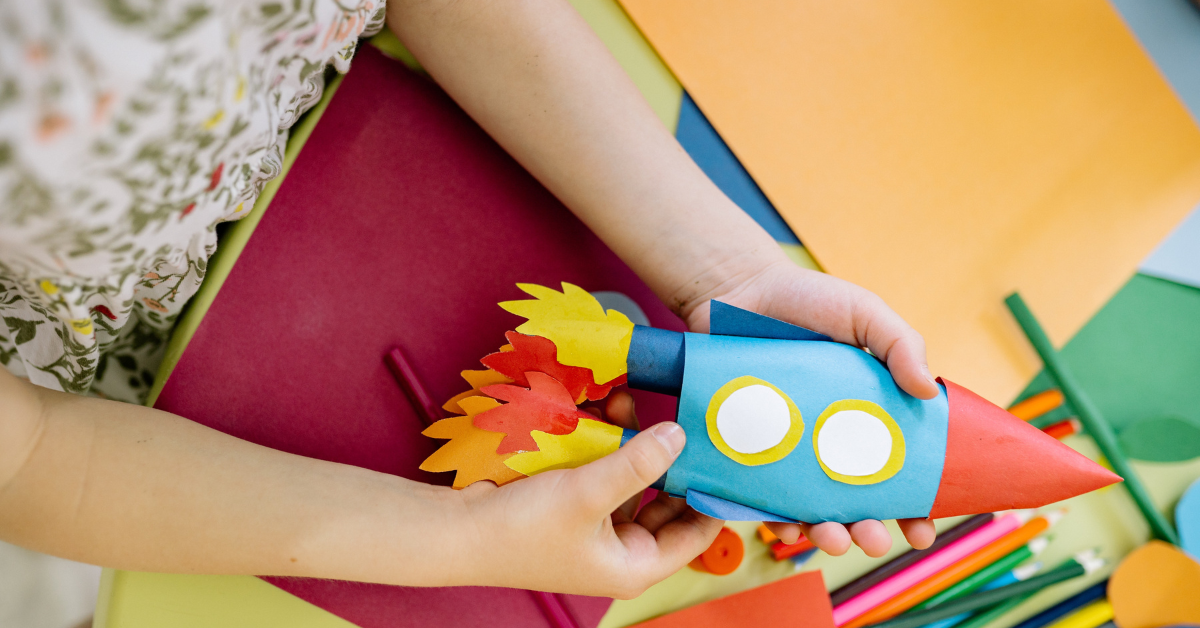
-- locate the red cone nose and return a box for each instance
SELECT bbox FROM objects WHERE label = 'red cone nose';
[929,379,1121,519]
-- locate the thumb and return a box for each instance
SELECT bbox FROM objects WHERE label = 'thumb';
[567,422,686,518]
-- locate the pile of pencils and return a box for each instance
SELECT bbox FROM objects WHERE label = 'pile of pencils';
[811,512,1110,628]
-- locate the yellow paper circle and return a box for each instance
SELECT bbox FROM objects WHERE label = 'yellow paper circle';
[813,399,905,485]
[706,376,804,466]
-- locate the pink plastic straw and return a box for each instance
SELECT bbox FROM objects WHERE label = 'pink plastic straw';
[831,511,1031,625]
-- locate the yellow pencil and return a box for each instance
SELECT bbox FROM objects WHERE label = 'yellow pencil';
[1044,599,1113,628]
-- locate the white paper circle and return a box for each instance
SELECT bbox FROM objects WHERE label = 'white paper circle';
[715,385,792,454]
[816,410,893,476]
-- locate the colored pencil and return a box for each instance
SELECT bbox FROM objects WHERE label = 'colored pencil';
[910,538,1048,612]
[830,513,994,605]
[771,536,816,560]
[1043,418,1082,440]
[951,591,1037,628]
[844,517,1060,627]
[1009,581,1108,628]
[1044,600,1113,628]
[860,551,1103,628]
[1006,292,1178,544]
[921,563,1043,628]
[1009,390,1065,421]
[832,511,1033,625]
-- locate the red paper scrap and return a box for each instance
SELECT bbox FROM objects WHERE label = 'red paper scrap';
[631,571,834,628]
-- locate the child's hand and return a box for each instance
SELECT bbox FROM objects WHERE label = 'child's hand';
[449,392,721,598]
[676,258,940,558]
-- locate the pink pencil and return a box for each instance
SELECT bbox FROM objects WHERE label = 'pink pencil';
[831,510,1034,625]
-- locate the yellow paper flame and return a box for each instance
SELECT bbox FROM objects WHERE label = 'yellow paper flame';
[504,418,624,476]
[499,282,634,384]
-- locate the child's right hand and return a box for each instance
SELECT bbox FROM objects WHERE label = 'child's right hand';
[446,396,721,599]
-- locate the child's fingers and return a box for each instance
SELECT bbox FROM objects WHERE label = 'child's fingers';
[604,390,639,431]
[764,521,802,545]
[849,293,940,400]
[800,521,852,556]
[848,519,893,558]
[565,422,684,519]
[614,509,722,598]
[634,491,695,534]
[898,517,936,550]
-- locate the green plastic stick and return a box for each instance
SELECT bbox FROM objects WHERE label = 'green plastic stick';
[1004,293,1179,545]
[908,543,1035,612]
[864,560,1085,628]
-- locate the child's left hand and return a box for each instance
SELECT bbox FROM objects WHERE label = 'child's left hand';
[447,392,721,598]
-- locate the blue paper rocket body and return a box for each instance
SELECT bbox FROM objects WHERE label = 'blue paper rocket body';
[665,333,948,523]
[619,301,1117,524]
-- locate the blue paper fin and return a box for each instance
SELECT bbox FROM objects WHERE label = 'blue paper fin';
[686,489,798,523]
[710,300,832,342]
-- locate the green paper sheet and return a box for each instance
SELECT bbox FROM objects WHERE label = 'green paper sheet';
[1118,416,1200,463]
[1014,275,1200,431]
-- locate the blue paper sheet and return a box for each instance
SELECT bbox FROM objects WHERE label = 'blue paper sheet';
[709,300,831,342]
[1140,206,1200,290]
[675,92,801,245]
[1177,477,1200,559]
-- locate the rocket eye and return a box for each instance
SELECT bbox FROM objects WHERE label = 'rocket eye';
[705,376,803,466]
[813,400,905,485]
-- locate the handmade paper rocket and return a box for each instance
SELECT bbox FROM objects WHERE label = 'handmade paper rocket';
[421,283,1120,523]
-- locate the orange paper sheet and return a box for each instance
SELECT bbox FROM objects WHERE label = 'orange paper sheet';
[618,0,1200,401]
[631,570,833,628]
[1108,540,1200,628]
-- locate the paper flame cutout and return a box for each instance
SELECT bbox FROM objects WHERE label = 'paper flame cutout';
[476,371,595,454]
[420,396,526,488]
[499,282,635,384]
[504,418,625,475]
[442,368,513,415]
[482,331,625,403]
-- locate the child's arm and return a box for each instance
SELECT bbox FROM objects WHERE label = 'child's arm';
[0,366,710,597]
[388,0,939,555]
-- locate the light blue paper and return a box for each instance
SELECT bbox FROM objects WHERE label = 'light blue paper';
[1110,0,1200,290]
[1177,477,1200,558]
[1109,0,1200,126]
[665,333,948,523]
[685,489,797,523]
[1140,205,1200,290]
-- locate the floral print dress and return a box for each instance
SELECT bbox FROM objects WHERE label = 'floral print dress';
[0,0,385,403]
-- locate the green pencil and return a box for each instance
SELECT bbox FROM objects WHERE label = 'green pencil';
[863,551,1103,628]
[1005,292,1179,545]
[909,537,1048,612]
[951,591,1036,628]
